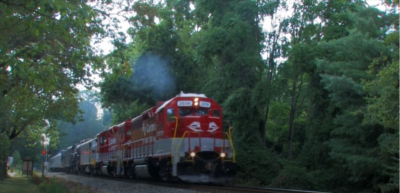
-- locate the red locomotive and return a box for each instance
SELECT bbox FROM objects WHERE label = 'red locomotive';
[56,92,237,183]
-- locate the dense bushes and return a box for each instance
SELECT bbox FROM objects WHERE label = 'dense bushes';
[31,173,89,193]
[268,163,313,190]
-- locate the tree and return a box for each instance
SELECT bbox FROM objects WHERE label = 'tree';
[100,0,206,122]
[362,31,399,193]
[315,4,398,192]
[0,0,107,180]
[278,0,321,160]
[291,1,362,191]
[193,0,281,185]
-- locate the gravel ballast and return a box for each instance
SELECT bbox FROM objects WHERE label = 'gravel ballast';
[46,173,211,193]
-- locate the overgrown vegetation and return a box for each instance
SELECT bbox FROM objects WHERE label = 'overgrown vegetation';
[0,176,39,193]
[31,173,95,193]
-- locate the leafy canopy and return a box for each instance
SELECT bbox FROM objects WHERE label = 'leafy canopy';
[0,0,107,141]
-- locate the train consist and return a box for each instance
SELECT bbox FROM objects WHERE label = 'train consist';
[49,92,237,183]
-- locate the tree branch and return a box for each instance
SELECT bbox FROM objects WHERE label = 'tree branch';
[9,120,32,140]
[0,17,25,31]
[0,0,55,19]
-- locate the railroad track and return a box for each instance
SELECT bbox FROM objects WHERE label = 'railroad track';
[47,172,330,193]
[173,184,331,193]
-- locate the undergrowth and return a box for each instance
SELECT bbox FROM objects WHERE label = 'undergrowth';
[30,173,93,193]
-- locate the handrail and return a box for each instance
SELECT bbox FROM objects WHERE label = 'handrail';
[175,130,236,163]
[170,116,178,163]
[174,131,190,157]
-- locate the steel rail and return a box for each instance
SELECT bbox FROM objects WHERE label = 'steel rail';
[47,172,331,193]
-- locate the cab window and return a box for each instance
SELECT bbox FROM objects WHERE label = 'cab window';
[179,108,192,116]
[196,109,209,116]
[213,110,220,117]
[167,108,175,122]
[179,108,209,116]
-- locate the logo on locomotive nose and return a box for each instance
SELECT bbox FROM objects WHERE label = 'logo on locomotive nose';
[207,122,219,132]
[187,122,202,132]
[187,122,219,132]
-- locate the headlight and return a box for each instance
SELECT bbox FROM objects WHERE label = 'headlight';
[220,152,226,158]
[190,152,196,157]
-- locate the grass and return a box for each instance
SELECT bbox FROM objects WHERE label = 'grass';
[39,177,97,193]
[0,176,40,193]
[1,166,97,193]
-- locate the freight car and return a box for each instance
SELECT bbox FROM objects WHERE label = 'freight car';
[50,92,237,184]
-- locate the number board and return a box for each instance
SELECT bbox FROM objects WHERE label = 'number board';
[199,101,211,108]
[177,101,193,106]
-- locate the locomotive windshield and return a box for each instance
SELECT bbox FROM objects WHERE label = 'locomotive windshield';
[179,108,209,117]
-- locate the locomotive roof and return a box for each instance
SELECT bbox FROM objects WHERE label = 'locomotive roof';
[77,138,96,147]
[155,91,207,114]
[155,97,174,113]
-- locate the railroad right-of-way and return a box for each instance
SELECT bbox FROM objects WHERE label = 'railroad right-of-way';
[46,172,331,193]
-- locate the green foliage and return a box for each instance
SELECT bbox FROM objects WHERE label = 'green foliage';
[0,133,11,180]
[265,101,290,153]
[101,0,207,119]
[377,133,399,193]
[311,4,399,192]
[11,151,21,165]
[361,31,399,193]
[269,163,314,190]
[9,130,46,165]
[30,172,44,186]
[1,176,40,193]
[225,91,280,185]
[0,0,107,146]
[194,0,281,185]
[362,55,399,130]
[38,177,84,193]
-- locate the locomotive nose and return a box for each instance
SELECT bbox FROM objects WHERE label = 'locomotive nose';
[199,115,209,131]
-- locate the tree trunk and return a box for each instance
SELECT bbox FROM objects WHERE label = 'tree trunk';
[288,72,305,161]
[0,155,7,181]
[259,100,271,147]
[288,75,298,161]
[259,120,266,146]
[287,104,296,161]
[260,34,278,147]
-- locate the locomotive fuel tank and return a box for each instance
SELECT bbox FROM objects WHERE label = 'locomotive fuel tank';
[135,165,152,178]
